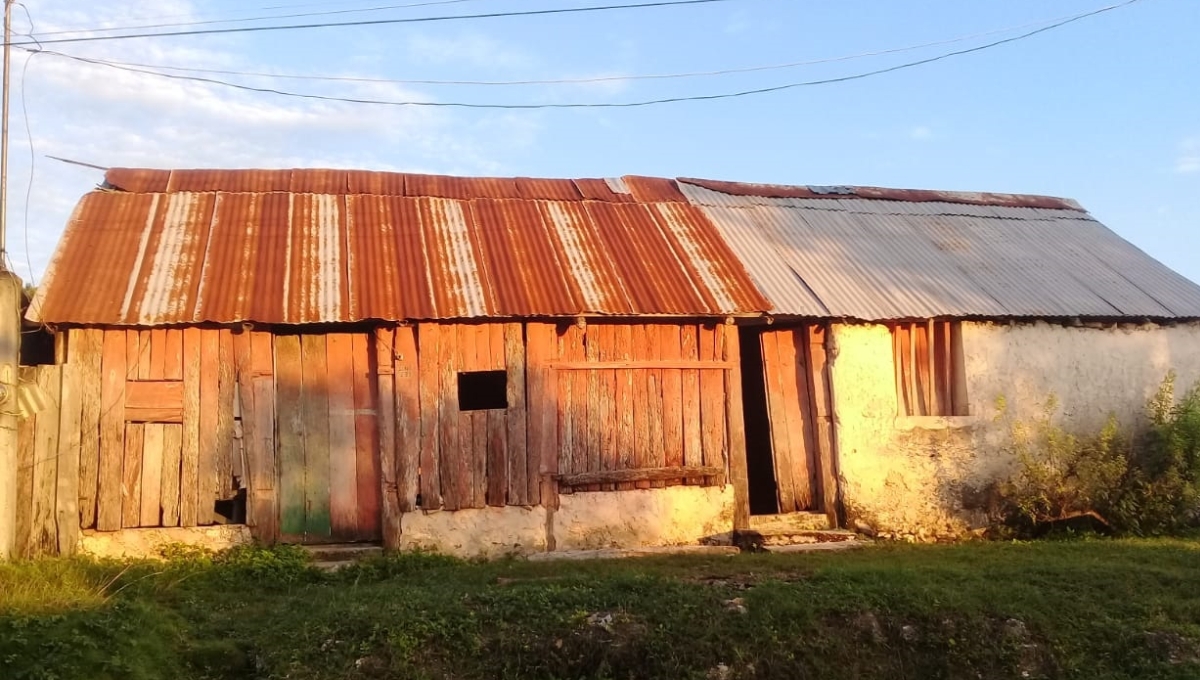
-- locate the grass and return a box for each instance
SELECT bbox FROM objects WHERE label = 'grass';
[3,540,1200,679]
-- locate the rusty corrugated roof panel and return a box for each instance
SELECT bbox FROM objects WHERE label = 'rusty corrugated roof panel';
[33,168,768,324]
[35,167,1198,325]
[678,177,1084,211]
[678,180,1200,320]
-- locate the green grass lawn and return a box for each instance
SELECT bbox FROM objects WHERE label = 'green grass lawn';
[2,539,1200,679]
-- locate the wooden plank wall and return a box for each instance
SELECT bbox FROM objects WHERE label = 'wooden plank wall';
[547,321,733,492]
[393,322,534,511]
[65,328,242,534]
[759,327,819,514]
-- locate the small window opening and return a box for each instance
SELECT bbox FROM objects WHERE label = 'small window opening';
[458,370,508,411]
[892,320,968,417]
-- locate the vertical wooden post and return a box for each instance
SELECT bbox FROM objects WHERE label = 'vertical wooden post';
[417,323,441,510]
[393,326,419,513]
[504,323,528,506]
[96,331,126,531]
[806,324,843,527]
[525,323,558,547]
[374,327,401,549]
[31,366,62,555]
[180,328,202,527]
[722,324,750,534]
[72,329,103,530]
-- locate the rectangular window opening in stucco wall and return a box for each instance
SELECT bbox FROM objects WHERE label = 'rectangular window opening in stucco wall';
[891,320,968,417]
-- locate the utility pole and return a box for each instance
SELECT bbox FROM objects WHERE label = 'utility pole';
[0,0,25,561]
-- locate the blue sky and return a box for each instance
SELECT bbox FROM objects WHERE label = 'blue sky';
[12,0,1200,284]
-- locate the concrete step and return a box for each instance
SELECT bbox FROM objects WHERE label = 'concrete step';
[759,529,860,548]
[302,543,383,564]
[749,513,833,534]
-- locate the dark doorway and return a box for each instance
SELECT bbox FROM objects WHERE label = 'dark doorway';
[739,326,779,515]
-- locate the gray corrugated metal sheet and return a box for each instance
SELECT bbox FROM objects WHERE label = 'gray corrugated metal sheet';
[679,181,1200,320]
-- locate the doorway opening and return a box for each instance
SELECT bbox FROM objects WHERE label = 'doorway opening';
[739,326,779,515]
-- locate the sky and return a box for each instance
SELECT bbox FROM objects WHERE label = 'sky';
[6,0,1199,286]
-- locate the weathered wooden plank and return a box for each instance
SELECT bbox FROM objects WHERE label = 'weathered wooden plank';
[612,326,635,491]
[722,325,751,533]
[568,323,592,484]
[504,323,527,506]
[327,333,359,539]
[699,324,726,486]
[484,325,507,506]
[57,363,83,555]
[140,331,154,379]
[598,326,618,492]
[196,331,220,525]
[630,326,651,490]
[15,389,35,556]
[125,381,184,409]
[584,324,603,492]
[121,423,144,528]
[375,327,402,547]
[126,330,143,380]
[793,329,821,509]
[179,328,201,527]
[97,331,127,531]
[160,424,182,526]
[760,331,794,508]
[275,334,306,538]
[149,329,168,379]
[660,326,685,485]
[140,424,164,526]
[806,325,841,525]
[471,325,490,508]
[71,329,104,529]
[163,328,184,381]
[457,327,478,508]
[525,323,557,508]
[215,331,236,505]
[558,465,724,488]
[645,326,666,489]
[417,324,442,510]
[30,367,62,554]
[439,325,467,510]
[301,334,332,540]
[777,329,812,511]
[124,407,183,424]
[680,326,703,485]
[249,331,278,542]
[351,332,382,541]
[392,326,419,514]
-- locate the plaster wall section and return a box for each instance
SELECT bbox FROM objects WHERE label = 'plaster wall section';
[830,321,1200,539]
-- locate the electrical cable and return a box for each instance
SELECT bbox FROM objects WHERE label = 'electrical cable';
[3,0,739,47]
[22,0,1144,110]
[61,5,1132,88]
[33,0,492,38]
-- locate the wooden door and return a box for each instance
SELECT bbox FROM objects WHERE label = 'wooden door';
[759,326,820,514]
[275,333,383,543]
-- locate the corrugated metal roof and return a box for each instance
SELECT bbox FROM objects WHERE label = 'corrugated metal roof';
[678,180,1200,320]
[30,168,1200,326]
[31,171,769,325]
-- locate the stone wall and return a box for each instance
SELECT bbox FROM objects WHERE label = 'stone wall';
[830,321,1200,540]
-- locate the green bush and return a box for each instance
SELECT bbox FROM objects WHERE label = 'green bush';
[995,373,1200,536]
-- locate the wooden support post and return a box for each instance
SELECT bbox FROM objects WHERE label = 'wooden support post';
[56,364,83,555]
[374,327,402,549]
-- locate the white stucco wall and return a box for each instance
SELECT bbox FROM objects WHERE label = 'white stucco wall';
[831,320,1200,539]
[554,485,735,550]
[399,505,549,558]
[78,525,253,559]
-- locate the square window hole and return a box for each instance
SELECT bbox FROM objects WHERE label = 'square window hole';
[458,370,508,411]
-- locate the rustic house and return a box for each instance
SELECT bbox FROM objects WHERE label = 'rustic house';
[10,167,1200,558]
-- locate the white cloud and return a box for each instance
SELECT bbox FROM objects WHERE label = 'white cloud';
[909,126,933,141]
[1177,137,1200,174]
[6,0,545,283]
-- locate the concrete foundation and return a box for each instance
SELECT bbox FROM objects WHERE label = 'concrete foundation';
[78,524,253,559]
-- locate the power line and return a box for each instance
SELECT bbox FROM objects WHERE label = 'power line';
[24,0,1144,109]
[4,0,739,47]
[33,0,491,38]
[57,6,1117,88]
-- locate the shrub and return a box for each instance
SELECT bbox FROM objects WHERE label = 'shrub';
[995,374,1200,537]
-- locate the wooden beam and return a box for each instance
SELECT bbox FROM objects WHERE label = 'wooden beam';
[557,466,723,488]
[352,332,383,542]
[31,366,62,554]
[548,360,735,370]
[504,323,528,506]
[180,328,202,527]
[524,323,557,510]
[416,324,441,510]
